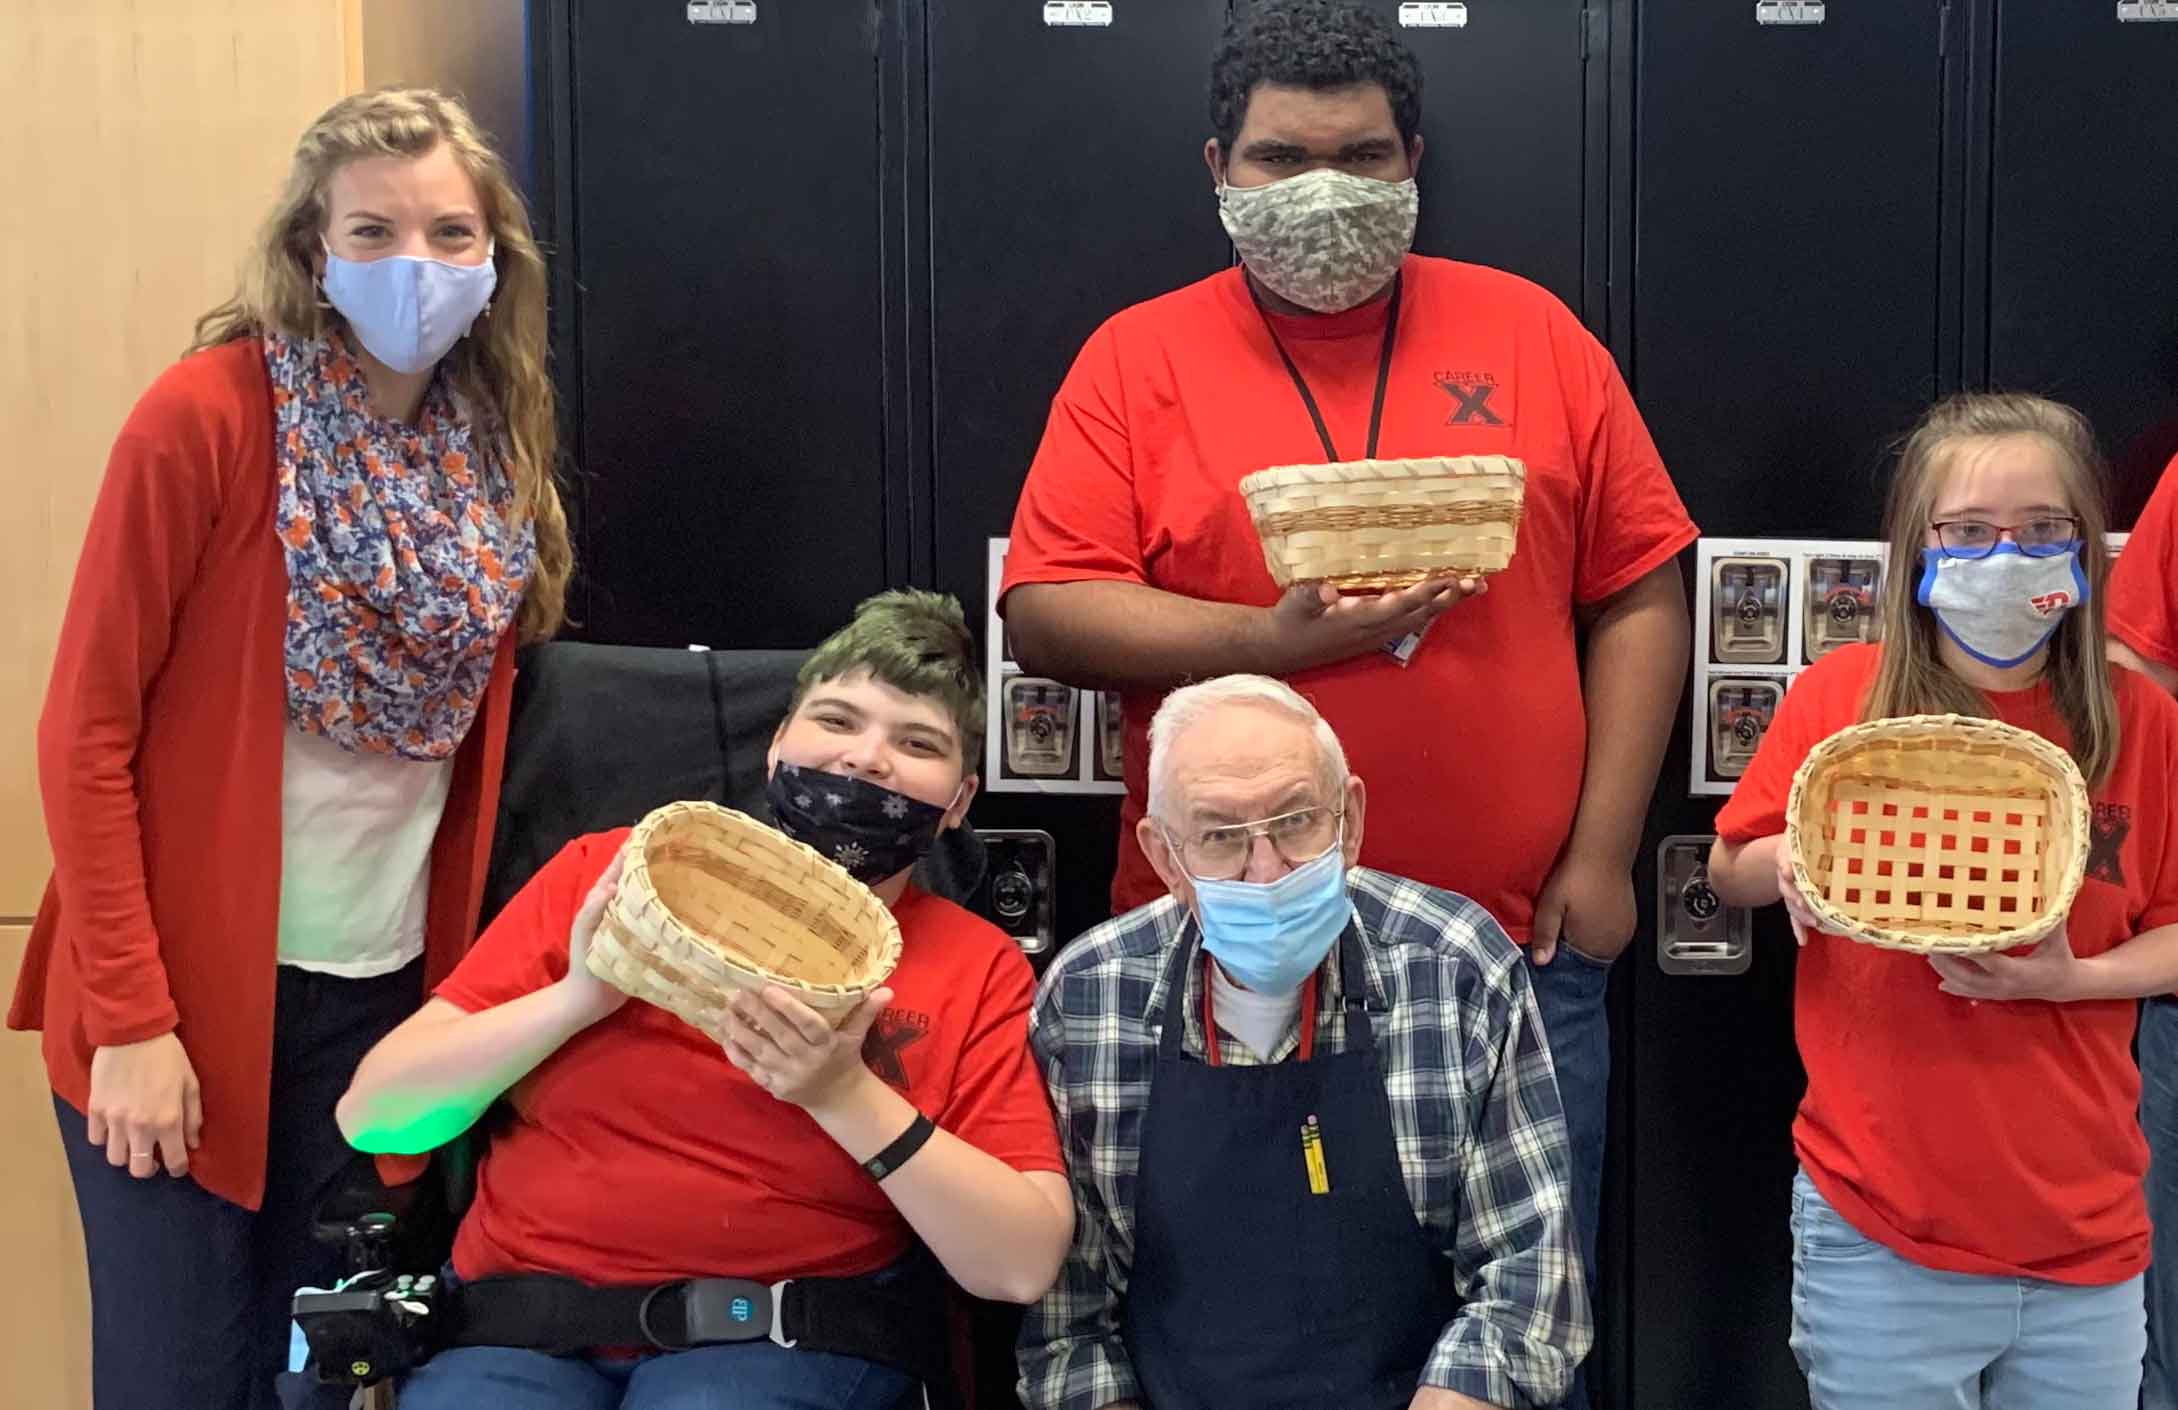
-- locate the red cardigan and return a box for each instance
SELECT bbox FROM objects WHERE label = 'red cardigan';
[8,338,514,1212]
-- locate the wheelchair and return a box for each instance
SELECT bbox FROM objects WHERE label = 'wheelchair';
[281,642,1023,1410]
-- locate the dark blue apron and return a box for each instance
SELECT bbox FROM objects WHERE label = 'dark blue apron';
[1121,925,1463,1409]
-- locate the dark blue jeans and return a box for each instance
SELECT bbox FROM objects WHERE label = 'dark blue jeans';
[396,1342,918,1410]
[2141,995,2178,1409]
[1529,941,1612,1410]
[58,960,423,1410]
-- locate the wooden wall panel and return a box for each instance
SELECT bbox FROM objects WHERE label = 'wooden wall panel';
[0,924,91,1409]
[0,3,351,918]
[2,8,352,1401]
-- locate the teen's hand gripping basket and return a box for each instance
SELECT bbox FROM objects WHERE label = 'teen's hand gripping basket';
[1785,714,2089,956]
[588,800,904,1036]
[1237,454,1528,591]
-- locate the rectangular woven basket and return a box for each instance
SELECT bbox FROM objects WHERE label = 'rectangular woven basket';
[1237,454,1527,591]
[1785,714,2088,955]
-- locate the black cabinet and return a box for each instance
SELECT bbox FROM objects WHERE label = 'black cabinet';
[1975,4,2178,520]
[925,0,1233,607]
[550,3,900,648]
[1349,0,1595,316]
[1630,1,1949,541]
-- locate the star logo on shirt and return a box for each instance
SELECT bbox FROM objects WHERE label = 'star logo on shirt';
[861,1010,931,1090]
[2088,802,2130,887]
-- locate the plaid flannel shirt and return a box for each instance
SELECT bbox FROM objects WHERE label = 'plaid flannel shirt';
[1017,868,1591,1410]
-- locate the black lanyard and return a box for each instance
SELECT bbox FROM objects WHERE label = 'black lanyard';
[1248,273,1404,463]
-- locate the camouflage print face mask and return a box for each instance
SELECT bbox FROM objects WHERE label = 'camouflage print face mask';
[1218,168,1419,314]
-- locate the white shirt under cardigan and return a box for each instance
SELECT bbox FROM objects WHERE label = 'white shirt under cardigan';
[275,727,452,977]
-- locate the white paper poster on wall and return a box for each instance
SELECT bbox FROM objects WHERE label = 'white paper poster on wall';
[984,537,1127,795]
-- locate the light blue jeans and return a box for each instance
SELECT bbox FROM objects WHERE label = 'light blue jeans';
[1789,1170,2145,1410]
[2137,995,2178,1408]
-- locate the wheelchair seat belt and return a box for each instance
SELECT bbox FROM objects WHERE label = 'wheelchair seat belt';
[445,1269,950,1385]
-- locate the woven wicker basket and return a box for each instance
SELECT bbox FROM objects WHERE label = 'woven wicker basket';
[588,801,903,1037]
[1785,714,2088,955]
[1237,455,1528,591]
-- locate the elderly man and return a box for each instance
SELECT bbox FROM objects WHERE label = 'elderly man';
[1017,674,1589,1410]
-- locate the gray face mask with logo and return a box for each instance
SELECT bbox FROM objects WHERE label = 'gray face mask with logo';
[1217,167,1419,314]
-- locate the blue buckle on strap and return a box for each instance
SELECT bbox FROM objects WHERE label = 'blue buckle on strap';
[637,1278,797,1350]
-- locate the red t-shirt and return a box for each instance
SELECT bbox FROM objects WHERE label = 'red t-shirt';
[1000,255,1698,934]
[2110,451,2178,669]
[438,829,1065,1286]
[1714,643,2178,1284]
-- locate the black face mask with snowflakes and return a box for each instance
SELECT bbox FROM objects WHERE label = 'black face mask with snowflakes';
[763,760,955,886]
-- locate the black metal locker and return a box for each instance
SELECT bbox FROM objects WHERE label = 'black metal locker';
[546,2,904,648]
[1620,5,1955,1408]
[923,0,1236,950]
[1346,0,1597,319]
[925,0,1233,607]
[1973,4,2178,523]
[1630,3,1951,542]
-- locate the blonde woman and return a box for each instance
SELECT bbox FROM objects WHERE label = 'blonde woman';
[7,88,571,1410]
[1706,394,2178,1409]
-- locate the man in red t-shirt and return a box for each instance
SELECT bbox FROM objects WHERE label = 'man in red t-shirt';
[335,591,1070,1409]
[997,7,1695,1398]
[2105,450,2178,1408]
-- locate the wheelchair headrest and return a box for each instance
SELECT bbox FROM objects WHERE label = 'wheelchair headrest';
[484,642,987,924]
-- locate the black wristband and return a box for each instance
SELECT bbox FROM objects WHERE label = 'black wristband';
[862,1112,937,1182]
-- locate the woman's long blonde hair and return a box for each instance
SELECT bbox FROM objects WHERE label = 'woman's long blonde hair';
[190,87,570,641]
[1867,392,2118,787]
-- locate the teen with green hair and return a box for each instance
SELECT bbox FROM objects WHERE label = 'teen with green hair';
[337,590,1071,1409]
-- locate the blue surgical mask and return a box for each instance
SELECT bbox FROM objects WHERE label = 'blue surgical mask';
[1189,839,1352,995]
[320,238,497,375]
[1917,543,2087,669]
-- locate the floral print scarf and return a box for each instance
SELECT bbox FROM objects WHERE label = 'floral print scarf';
[265,331,534,761]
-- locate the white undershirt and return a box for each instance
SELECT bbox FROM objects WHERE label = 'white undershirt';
[1209,961,1304,1061]
[276,726,453,977]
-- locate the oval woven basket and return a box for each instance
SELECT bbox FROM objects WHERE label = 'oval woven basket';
[588,800,903,1037]
[1237,455,1528,591]
[1785,714,2088,955]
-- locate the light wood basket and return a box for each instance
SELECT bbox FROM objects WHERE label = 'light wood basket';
[1237,455,1528,591]
[588,801,902,1037]
[1785,714,2088,955]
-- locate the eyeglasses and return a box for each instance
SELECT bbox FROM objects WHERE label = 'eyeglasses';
[1164,805,1343,882]
[1928,517,2082,560]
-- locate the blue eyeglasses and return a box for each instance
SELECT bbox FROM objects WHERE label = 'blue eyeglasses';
[1928,516,2082,561]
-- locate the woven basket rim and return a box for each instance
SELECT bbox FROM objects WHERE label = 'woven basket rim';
[1237,454,1530,495]
[1784,712,2089,954]
[617,799,902,998]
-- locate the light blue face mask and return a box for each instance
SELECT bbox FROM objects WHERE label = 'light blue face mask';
[320,238,497,375]
[1916,542,2087,669]
[1188,836,1352,995]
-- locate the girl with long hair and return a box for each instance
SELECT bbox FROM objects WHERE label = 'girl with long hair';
[1706,392,2178,1409]
[8,88,571,1410]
